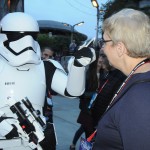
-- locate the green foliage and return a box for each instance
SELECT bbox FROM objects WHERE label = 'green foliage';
[37,34,70,52]
[37,34,84,53]
[101,0,149,21]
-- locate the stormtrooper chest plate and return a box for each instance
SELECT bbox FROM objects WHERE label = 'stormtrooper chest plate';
[0,61,46,110]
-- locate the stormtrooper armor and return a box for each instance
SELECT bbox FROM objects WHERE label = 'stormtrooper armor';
[0,12,96,150]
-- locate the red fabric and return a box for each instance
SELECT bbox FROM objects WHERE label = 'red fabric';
[87,130,97,142]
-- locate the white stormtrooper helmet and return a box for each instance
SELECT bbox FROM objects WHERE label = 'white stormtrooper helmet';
[0,12,41,66]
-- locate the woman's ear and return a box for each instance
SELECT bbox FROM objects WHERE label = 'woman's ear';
[116,42,126,57]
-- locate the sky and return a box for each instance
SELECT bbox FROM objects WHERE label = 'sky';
[24,0,108,39]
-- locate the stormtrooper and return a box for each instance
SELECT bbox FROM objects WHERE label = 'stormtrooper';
[0,12,96,150]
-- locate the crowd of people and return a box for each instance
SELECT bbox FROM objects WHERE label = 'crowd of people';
[39,8,150,150]
[69,50,126,150]
[0,7,149,150]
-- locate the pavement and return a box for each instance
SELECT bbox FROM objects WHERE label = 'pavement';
[52,95,83,150]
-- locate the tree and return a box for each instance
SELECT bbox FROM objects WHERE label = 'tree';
[0,0,24,20]
[37,34,72,56]
[37,33,84,55]
[101,0,149,21]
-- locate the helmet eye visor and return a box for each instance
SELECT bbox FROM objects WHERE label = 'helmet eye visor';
[1,31,38,41]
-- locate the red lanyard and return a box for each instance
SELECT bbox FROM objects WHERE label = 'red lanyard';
[97,71,109,93]
[107,58,150,110]
[97,79,109,93]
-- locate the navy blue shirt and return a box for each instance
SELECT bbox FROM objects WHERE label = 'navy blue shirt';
[93,71,150,150]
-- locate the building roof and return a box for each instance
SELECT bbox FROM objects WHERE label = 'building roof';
[37,20,87,41]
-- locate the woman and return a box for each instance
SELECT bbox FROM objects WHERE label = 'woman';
[91,54,126,128]
[70,53,99,150]
[93,8,150,150]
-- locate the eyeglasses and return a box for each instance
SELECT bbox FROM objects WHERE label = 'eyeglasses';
[100,39,113,47]
[102,39,112,44]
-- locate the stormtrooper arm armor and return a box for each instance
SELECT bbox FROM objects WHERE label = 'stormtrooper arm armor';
[50,47,96,97]
[50,57,86,97]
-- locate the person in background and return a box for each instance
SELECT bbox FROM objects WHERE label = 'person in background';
[69,40,77,55]
[40,46,57,150]
[41,46,56,122]
[69,53,99,150]
[96,52,110,81]
[41,46,54,60]
[54,51,62,62]
[91,54,126,129]
[93,8,150,150]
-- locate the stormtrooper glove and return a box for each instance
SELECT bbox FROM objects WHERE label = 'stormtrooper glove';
[74,47,96,67]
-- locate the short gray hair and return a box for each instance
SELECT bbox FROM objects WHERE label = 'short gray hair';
[102,8,150,58]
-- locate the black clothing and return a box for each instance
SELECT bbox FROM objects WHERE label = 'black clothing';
[39,123,56,150]
[77,81,97,137]
[43,61,56,123]
[72,125,84,145]
[43,61,56,90]
[41,61,57,150]
[91,69,126,127]
[77,94,95,138]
